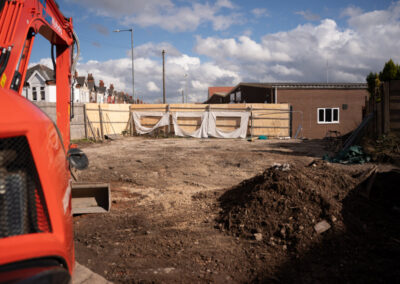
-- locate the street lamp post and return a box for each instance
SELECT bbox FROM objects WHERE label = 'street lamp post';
[113,28,134,102]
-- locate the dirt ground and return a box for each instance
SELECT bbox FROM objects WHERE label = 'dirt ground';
[73,137,400,283]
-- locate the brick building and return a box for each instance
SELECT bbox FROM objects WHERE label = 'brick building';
[209,83,368,139]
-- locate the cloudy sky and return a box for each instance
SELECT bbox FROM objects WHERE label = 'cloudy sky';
[30,0,400,103]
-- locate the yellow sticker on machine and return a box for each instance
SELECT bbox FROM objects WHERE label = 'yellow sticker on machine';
[0,73,6,88]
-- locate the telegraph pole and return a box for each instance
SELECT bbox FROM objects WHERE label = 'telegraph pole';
[162,50,166,104]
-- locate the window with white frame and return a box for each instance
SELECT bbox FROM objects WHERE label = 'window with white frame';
[230,93,234,103]
[40,87,45,100]
[32,87,37,101]
[318,108,339,124]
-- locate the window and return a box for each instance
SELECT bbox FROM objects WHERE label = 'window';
[230,93,234,103]
[32,87,37,101]
[236,91,241,102]
[317,108,339,124]
[40,87,45,100]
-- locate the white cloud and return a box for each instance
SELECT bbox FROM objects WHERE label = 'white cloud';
[134,42,181,58]
[28,58,53,68]
[147,81,160,92]
[69,0,238,32]
[194,2,400,83]
[166,54,200,71]
[340,6,363,18]
[270,65,303,76]
[194,35,291,63]
[251,8,268,18]
[295,10,321,21]
[35,42,241,103]
[32,2,400,103]
[215,0,235,9]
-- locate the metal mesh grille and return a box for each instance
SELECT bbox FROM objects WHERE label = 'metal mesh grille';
[0,136,51,238]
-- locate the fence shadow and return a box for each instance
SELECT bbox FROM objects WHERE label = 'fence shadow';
[250,139,331,158]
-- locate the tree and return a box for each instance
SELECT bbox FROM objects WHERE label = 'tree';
[397,65,400,80]
[366,72,379,96]
[366,59,400,97]
[379,59,398,81]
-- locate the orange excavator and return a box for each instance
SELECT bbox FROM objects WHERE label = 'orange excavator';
[0,0,93,282]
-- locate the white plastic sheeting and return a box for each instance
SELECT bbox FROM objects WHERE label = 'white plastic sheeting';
[132,112,170,134]
[133,110,250,138]
[207,111,250,139]
[172,111,250,139]
[171,112,209,138]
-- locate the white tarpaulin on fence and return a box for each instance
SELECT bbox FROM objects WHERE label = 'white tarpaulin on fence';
[173,111,250,139]
[207,111,250,139]
[132,111,170,134]
[133,110,250,138]
[172,112,209,138]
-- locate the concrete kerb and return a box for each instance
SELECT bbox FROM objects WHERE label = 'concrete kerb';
[73,262,112,284]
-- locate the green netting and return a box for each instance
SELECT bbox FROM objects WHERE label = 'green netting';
[323,145,371,164]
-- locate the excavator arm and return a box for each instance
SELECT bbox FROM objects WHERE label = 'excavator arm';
[0,0,76,149]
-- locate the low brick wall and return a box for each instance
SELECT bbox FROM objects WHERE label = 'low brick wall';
[33,102,85,140]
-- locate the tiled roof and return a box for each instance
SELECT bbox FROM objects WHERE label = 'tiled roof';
[208,86,234,98]
[76,76,86,86]
[26,64,54,82]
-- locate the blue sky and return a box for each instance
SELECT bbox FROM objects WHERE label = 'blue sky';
[30,0,400,102]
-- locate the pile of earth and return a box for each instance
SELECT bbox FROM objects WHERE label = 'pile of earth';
[217,161,359,253]
[218,162,400,282]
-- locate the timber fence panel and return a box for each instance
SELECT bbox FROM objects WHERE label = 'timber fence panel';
[247,104,291,137]
[390,80,400,132]
[85,103,101,140]
[85,104,130,140]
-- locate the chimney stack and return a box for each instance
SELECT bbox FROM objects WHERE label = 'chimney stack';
[87,73,94,82]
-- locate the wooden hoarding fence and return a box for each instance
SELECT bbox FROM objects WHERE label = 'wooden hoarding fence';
[84,103,293,140]
[130,103,291,138]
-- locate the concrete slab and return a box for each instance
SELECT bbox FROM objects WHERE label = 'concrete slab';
[73,262,112,284]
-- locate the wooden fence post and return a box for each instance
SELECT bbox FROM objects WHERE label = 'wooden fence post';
[383,81,390,134]
[83,104,88,139]
[364,96,370,137]
[98,104,104,140]
[289,105,293,138]
[167,104,171,135]
[377,100,382,137]
[130,106,135,136]
[250,105,253,139]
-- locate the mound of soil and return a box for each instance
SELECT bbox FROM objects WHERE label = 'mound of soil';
[218,162,358,252]
[218,162,400,282]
